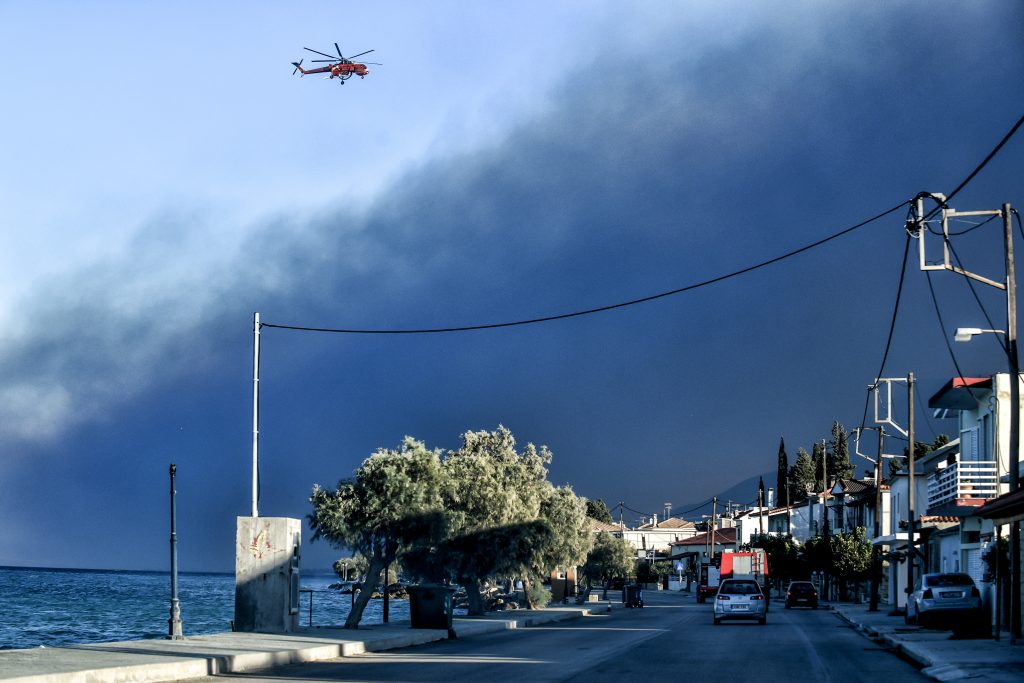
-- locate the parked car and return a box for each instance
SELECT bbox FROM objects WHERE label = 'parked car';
[784,581,818,609]
[713,578,767,625]
[905,573,983,629]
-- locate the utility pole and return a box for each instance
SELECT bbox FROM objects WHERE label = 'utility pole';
[822,438,829,602]
[710,497,718,563]
[758,486,765,537]
[915,195,1020,639]
[1003,203,1021,642]
[907,372,916,611]
[251,312,261,518]
[869,426,884,612]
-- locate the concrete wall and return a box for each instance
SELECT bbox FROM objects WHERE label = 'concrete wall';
[235,517,301,633]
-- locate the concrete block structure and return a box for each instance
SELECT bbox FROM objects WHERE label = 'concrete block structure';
[234,516,301,633]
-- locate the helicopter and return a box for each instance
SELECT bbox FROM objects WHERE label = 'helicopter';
[291,43,380,84]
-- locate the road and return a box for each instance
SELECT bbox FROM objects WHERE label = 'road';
[187,591,929,683]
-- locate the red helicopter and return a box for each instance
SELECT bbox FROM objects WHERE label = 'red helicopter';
[291,43,380,84]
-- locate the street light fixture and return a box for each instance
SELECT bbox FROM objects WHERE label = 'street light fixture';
[954,327,1005,343]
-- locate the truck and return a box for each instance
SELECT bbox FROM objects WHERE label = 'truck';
[696,562,720,603]
[719,549,770,603]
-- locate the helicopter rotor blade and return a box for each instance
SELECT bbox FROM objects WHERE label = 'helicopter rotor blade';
[347,49,374,60]
[304,46,338,60]
[335,42,344,58]
[359,62,382,66]
[310,59,339,62]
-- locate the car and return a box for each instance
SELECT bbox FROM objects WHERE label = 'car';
[785,581,818,609]
[905,572,983,629]
[713,578,767,625]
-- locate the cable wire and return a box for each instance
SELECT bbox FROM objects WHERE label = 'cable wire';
[261,202,909,334]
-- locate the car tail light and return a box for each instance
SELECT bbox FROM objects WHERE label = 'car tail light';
[923,589,933,599]
[971,587,981,598]
[786,591,791,597]
[717,595,730,601]
[750,594,764,600]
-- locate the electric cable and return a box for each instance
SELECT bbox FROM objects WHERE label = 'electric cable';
[944,238,1006,353]
[260,201,909,334]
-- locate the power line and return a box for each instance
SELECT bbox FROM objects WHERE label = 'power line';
[261,202,908,335]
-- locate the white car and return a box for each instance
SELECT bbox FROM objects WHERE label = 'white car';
[905,573,982,628]
[713,578,767,625]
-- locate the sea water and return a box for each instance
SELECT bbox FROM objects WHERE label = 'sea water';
[0,566,409,650]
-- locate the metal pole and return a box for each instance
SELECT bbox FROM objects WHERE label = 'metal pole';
[711,497,717,562]
[251,312,260,518]
[996,524,1003,641]
[383,560,390,624]
[1003,203,1021,641]
[758,486,765,538]
[907,372,916,612]
[822,439,829,601]
[168,464,183,640]
[869,427,883,612]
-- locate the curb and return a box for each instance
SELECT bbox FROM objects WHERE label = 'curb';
[0,606,606,683]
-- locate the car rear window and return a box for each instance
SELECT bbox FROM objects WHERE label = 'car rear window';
[723,581,760,594]
[790,583,814,593]
[927,574,973,587]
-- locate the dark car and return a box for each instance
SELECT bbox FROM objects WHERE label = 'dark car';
[785,581,818,609]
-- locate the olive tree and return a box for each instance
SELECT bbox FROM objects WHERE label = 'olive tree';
[582,531,635,599]
[309,437,445,628]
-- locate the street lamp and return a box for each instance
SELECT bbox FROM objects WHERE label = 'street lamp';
[954,327,1005,343]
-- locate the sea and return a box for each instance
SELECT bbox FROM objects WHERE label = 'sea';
[0,566,410,650]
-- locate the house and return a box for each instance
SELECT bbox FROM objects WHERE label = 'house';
[668,527,738,570]
[928,373,1024,631]
[593,515,699,557]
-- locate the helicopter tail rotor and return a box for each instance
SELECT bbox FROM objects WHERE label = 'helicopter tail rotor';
[291,59,304,76]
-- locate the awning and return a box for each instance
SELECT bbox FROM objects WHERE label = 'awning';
[975,487,1024,525]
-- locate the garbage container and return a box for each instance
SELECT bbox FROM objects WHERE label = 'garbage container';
[624,584,643,608]
[408,585,455,629]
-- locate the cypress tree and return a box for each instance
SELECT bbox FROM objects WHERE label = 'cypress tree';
[776,437,789,507]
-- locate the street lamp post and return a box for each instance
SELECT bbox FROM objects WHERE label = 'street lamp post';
[168,464,183,640]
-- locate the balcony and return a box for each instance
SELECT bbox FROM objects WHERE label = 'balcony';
[926,460,999,511]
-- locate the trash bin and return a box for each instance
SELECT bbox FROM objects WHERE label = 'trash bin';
[407,584,455,629]
[624,584,643,608]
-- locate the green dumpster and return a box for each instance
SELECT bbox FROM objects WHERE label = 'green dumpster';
[408,585,456,630]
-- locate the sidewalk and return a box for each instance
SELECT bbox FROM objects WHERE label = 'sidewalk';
[831,602,1024,682]
[0,603,614,683]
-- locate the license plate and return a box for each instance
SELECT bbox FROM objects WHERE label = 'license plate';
[733,605,749,611]
[940,591,962,598]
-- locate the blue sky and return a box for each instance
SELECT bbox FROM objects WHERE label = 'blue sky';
[1,1,1023,572]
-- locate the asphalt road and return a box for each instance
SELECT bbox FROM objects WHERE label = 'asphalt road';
[188,592,930,683]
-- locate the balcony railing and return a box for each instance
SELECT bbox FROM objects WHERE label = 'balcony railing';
[926,460,999,510]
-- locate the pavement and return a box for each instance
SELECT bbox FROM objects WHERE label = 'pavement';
[831,601,1024,682]
[0,602,614,683]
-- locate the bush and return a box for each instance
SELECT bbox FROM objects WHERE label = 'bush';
[528,581,552,607]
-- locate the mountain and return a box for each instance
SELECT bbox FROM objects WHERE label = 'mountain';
[672,470,776,522]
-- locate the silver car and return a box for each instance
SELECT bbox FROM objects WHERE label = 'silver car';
[906,572,982,628]
[713,578,767,625]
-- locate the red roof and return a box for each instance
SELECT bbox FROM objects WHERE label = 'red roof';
[671,528,737,546]
[928,377,991,410]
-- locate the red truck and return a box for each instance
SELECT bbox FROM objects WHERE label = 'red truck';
[696,562,720,603]
[720,549,770,602]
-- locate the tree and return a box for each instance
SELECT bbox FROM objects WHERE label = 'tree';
[830,527,873,600]
[789,448,815,502]
[531,484,593,603]
[437,426,553,614]
[812,441,826,491]
[776,438,790,508]
[586,498,614,524]
[748,532,802,593]
[582,531,635,599]
[309,437,445,628]
[888,434,950,478]
[829,421,854,480]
